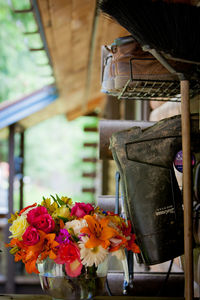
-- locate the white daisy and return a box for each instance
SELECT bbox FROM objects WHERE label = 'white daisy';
[64,219,87,235]
[79,236,108,267]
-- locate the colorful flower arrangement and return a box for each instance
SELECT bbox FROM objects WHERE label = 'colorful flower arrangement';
[6,195,140,277]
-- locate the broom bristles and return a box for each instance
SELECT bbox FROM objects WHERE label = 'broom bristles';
[98,0,200,63]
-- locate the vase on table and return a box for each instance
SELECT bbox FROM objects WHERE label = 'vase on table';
[37,257,108,300]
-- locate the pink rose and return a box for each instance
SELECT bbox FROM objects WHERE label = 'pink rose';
[70,202,94,218]
[65,259,82,277]
[22,225,40,245]
[27,206,48,224]
[32,214,55,233]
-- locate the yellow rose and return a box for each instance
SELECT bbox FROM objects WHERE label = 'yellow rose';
[54,206,70,219]
[9,215,29,239]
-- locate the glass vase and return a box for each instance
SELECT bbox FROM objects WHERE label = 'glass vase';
[37,257,108,300]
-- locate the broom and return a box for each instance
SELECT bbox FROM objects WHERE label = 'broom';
[98,0,200,64]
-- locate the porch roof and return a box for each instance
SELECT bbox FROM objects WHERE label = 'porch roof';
[0,0,128,132]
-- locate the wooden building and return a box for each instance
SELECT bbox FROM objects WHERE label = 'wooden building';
[0,1,200,299]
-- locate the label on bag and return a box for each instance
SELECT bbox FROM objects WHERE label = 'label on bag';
[155,205,175,216]
[174,150,195,173]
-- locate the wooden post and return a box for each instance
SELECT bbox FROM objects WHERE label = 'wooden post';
[19,131,24,211]
[101,95,121,195]
[5,124,16,293]
[181,80,193,300]
[122,100,135,120]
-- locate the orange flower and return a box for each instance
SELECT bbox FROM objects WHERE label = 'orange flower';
[59,219,65,229]
[15,250,25,262]
[19,203,37,216]
[109,235,128,252]
[6,238,22,249]
[25,257,39,274]
[22,231,59,273]
[127,233,140,253]
[6,238,39,274]
[40,232,59,260]
[81,215,118,249]
[7,231,60,274]
[121,220,132,237]
[27,231,59,261]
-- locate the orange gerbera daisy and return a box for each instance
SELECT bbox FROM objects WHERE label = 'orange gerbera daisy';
[80,215,118,249]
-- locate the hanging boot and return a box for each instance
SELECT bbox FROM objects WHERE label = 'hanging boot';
[110,114,200,265]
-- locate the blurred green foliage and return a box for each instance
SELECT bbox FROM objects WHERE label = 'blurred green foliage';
[0,0,53,103]
[24,115,99,205]
[0,1,99,210]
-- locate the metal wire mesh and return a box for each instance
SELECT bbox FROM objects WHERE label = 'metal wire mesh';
[107,79,200,102]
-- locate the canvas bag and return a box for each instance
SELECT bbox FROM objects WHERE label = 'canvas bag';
[110,114,200,265]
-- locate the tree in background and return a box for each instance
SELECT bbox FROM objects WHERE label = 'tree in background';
[0,0,53,103]
[0,1,99,210]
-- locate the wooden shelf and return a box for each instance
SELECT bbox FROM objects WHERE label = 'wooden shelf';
[1,296,198,300]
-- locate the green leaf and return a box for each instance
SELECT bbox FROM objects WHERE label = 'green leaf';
[72,235,79,243]
[50,195,66,206]
[58,216,68,222]
[50,194,60,207]
[55,194,66,206]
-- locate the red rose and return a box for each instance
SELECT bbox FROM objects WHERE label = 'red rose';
[32,214,55,233]
[22,225,40,245]
[70,202,94,218]
[27,206,48,224]
[55,242,80,264]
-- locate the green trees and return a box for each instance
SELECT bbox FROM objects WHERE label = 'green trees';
[0,0,52,103]
[0,1,99,207]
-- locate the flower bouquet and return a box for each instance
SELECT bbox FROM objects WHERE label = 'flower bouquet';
[6,195,140,300]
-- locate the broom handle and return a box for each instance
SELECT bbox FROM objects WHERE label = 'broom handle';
[181,80,194,300]
[143,46,185,80]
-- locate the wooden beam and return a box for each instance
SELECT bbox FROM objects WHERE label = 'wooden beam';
[5,124,16,293]
[181,80,193,300]
[82,158,97,163]
[82,172,96,178]
[13,8,33,13]
[82,0,99,113]
[82,188,96,193]
[102,95,121,120]
[83,128,98,133]
[99,120,154,160]
[83,143,98,147]
[19,131,24,211]
[66,96,105,121]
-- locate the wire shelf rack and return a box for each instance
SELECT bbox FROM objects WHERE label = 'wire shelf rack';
[105,78,200,102]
